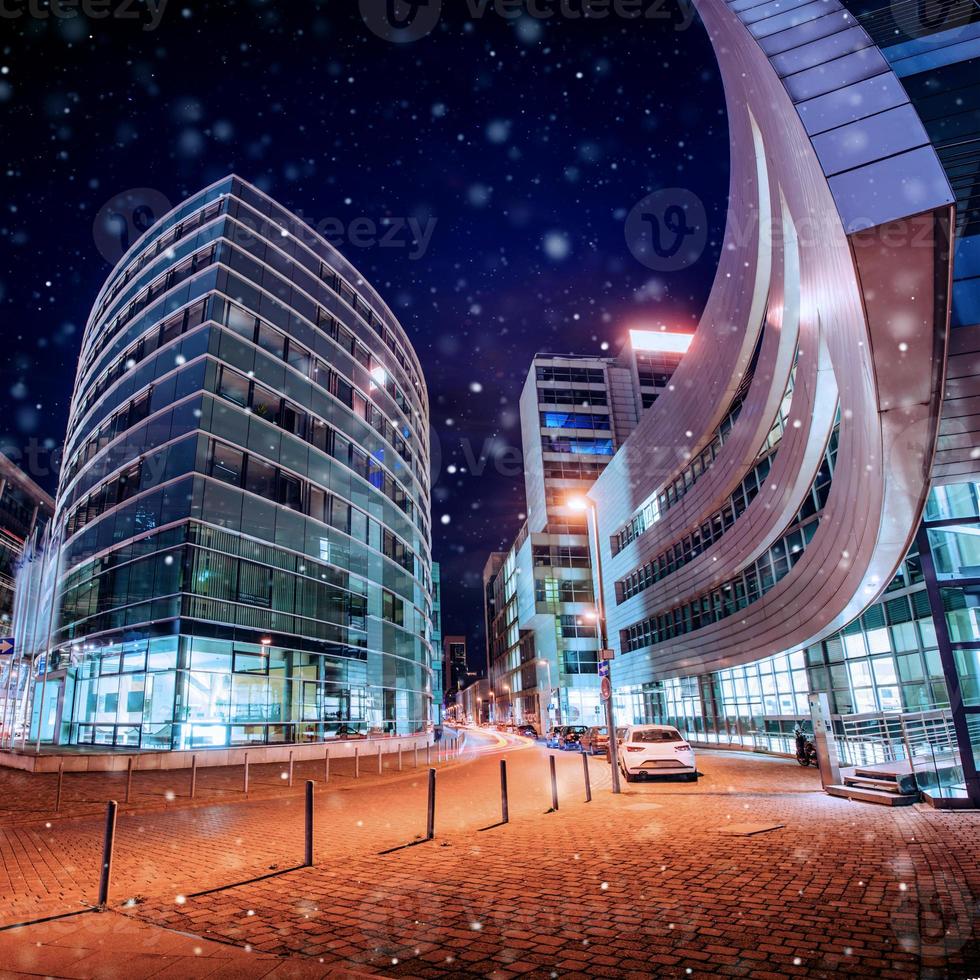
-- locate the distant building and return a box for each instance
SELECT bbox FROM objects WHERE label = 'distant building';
[485,332,688,732]
[0,454,54,744]
[0,454,54,632]
[431,562,443,724]
[454,677,490,726]
[443,634,471,696]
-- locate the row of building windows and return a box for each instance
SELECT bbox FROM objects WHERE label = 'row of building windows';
[534,577,594,605]
[535,365,605,385]
[621,517,820,653]
[613,392,745,553]
[543,436,614,455]
[80,234,423,475]
[93,190,426,418]
[215,365,417,518]
[541,459,608,482]
[540,411,611,431]
[615,387,811,603]
[537,387,609,407]
[532,545,591,568]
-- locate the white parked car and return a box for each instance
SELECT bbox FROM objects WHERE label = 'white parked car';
[618,724,698,782]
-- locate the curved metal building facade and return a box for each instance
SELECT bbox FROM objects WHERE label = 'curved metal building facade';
[590,0,980,801]
[43,176,433,750]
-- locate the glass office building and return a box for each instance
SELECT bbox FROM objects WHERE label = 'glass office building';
[29,176,434,751]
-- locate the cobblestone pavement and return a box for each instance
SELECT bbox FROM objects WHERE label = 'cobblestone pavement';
[0,732,511,927]
[3,738,979,978]
[0,908,371,978]
[128,747,980,979]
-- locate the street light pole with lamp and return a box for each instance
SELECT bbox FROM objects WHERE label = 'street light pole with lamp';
[568,494,621,794]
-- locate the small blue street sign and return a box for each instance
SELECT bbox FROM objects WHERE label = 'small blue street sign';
[0,637,13,656]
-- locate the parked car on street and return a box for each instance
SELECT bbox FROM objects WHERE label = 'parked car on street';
[516,724,538,738]
[617,724,698,782]
[579,726,609,755]
[546,725,566,749]
[558,725,588,750]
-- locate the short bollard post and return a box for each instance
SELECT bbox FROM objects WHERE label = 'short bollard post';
[354,745,360,778]
[190,754,198,799]
[97,800,118,909]
[323,747,330,783]
[243,752,250,795]
[414,744,419,768]
[582,752,592,803]
[377,742,383,775]
[304,780,315,867]
[500,759,509,824]
[549,755,559,811]
[398,742,403,771]
[426,742,431,765]
[426,768,436,840]
[55,760,65,813]
[288,750,294,788]
[125,757,134,804]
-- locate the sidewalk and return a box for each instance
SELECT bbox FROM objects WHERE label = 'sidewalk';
[0,739,475,828]
[0,910,372,978]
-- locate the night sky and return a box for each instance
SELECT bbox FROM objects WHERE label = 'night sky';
[0,0,729,673]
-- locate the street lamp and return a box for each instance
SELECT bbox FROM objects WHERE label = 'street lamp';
[568,494,621,794]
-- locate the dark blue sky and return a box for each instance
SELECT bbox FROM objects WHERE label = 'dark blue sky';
[0,0,729,671]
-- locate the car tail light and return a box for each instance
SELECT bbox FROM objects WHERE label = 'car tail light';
[626,746,644,752]
[675,744,691,751]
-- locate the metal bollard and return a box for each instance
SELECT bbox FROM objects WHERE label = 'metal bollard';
[377,742,383,775]
[324,747,330,783]
[288,750,294,788]
[414,744,419,769]
[55,760,64,813]
[97,800,118,908]
[354,745,359,779]
[550,755,559,811]
[426,768,436,840]
[304,780,315,867]
[190,754,198,799]
[243,752,250,795]
[582,752,592,803]
[500,759,509,824]
[125,757,134,804]
[398,742,403,772]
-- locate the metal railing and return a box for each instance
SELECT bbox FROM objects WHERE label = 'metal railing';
[836,705,962,793]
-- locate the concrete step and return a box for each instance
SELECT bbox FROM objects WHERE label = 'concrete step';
[826,784,918,806]
[843,775,904,792]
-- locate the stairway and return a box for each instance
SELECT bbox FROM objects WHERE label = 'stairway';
[826,768,919,806]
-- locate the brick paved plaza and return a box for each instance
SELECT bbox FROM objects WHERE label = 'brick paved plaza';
[0,733,978,978]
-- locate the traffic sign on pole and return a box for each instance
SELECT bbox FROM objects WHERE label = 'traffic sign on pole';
[0,638,13,656]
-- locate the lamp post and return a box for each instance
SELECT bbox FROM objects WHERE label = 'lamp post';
[569,495,621,794]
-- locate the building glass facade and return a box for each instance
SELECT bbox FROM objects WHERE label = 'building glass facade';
[27,176,434,751]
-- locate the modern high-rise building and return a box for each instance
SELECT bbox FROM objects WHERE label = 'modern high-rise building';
[583,0,980,804]
[485,334,689,732]
[23,175,434,751]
